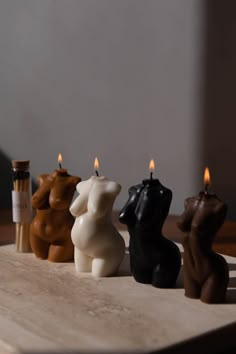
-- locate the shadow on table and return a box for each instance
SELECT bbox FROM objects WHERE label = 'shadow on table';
[175,265,184,289]
[117,249,131,276]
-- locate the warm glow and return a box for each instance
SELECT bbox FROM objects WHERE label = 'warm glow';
[204,167,210,185]
[58,153,63,164]
[94,157,99,171]
[149,159,155,172]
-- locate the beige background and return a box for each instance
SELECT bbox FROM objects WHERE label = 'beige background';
[0,1,235,217]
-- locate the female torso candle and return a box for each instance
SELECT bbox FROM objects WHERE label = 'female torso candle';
[30,154,81,262]
[119,160,181,288]
[177,167,228,303]
[70,158,125,277]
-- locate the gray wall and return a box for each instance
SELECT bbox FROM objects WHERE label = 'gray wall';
[0,0,203,213]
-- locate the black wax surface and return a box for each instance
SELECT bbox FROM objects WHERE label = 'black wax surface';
[119,179,181,288]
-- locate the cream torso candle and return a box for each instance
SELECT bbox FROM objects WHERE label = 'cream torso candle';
[70,176,125,277]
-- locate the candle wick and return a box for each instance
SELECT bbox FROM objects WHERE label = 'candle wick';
[95,170,99,177]
[59,163,62,169]
[204,184,209,195]
[150,172,153,180]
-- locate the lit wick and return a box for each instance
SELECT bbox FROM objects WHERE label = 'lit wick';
[58,153,63,169]
[149,159,155,180]
[204,183,209,195]
[203,167,210,195]
[94,157,99,177]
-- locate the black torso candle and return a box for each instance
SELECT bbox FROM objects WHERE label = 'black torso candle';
[119,160,181,288]
[177,167,229,303]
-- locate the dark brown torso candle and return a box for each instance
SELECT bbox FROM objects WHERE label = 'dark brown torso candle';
[30,169,81,262]
[119,176,181,288]
[177,185,228,303]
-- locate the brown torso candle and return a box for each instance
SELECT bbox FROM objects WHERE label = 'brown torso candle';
[177,181,229,303]
[30,169,81,262]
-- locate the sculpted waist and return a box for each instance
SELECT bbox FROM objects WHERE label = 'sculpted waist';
[71,216,122,251]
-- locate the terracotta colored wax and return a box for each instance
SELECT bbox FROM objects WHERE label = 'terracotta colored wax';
[30,167,81,262]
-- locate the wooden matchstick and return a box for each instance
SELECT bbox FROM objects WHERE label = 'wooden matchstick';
[12,160,32,253]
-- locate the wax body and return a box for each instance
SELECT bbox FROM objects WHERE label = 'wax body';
[30,169,81,262]
[177,192,228,303]
[119,179,181,288]
[70,176,125,277]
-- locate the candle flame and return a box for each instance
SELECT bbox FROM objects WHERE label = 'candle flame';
[149,159,155,172]
[204,167,210,186]
[94,157,99,171]
[58,153,63,164]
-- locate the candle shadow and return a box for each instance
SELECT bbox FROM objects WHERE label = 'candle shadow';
[175,265,184,289]
[117,250,132,276]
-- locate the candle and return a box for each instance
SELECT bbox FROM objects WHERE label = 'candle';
[177,167,229,303]
[70,157,125,277]
[119,160,181,288]
[30,154,81,262]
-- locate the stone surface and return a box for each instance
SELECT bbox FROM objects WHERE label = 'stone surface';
[0,232,235,353]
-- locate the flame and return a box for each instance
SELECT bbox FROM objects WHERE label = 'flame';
[204,167,210,185]
[94,157,99,171]
[58,153,63,164]
[149,159,155,172]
